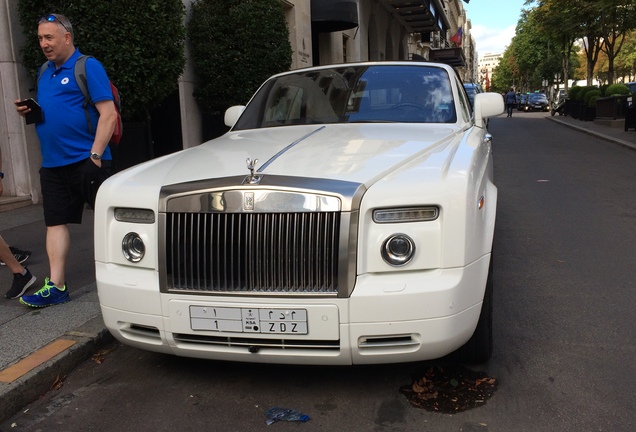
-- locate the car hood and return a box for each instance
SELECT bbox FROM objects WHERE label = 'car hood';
[102,123,467,201]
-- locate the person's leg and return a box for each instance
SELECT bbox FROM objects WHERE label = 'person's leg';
[0,235,24,274]
[46,224,70,287]
[19,166,73,306]
[20,225,70,306]
[1,234,36,299]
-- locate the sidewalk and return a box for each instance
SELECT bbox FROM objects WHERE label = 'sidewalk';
[0,114,635,423]
[0,204,114,423]
[545,114,636,151]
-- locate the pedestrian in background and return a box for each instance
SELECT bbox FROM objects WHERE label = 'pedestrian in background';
[505,88,517,118]
[0,148,36,299]
[15,13,116,308]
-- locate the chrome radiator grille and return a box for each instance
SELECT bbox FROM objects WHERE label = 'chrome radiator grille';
[165,212,341,294]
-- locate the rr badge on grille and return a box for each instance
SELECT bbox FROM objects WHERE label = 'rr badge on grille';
[244,192,255,211]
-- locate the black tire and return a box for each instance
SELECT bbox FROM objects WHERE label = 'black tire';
[454,255,493,364]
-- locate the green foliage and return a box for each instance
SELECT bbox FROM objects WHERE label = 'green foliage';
[588,95,601,107]
[614,30,636,78]
[17,0,187,121]
[498,7,580,93]
[490,48,517,93]
[604,83,630,96]
[584,89,602,106]
[512,0,636,87]
[576,86,598,101]
[187,0,292,115]
[567,85,582,100]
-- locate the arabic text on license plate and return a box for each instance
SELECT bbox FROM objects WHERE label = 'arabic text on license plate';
[189,306,308,334]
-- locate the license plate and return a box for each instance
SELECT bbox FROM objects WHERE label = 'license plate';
[190,306,308,334]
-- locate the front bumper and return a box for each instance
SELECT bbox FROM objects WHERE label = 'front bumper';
[96,254,490,365]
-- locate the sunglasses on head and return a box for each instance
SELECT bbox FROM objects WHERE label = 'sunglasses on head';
[39,14,72,34]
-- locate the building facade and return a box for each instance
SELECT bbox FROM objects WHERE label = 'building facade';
[1,0,475,208]
[478,52,503,91]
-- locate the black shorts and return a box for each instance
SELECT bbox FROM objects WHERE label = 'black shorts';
[40,158,111,226]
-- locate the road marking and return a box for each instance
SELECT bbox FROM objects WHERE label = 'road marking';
[0,339,76,383]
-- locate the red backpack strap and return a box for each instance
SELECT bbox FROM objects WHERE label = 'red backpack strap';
[74,55,94,134]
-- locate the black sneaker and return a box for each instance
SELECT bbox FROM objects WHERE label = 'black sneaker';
[0,247,32,266]
[5,268,37,299]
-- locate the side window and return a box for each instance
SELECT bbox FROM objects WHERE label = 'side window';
[455,78,471,123]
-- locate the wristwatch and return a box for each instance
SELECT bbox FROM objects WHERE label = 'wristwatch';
[0,171,4,179]
[90,152,102,160]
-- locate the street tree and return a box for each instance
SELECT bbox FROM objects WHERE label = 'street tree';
[598,0,636,84]
[491,46,518,93]
[531,0,580,92]
[613,30,636,80]
[512,8,562,92]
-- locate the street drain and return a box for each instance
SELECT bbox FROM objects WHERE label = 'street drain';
[399,364,498,413]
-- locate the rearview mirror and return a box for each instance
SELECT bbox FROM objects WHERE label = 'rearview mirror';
[224,106,246,127]
[474,93,504,128]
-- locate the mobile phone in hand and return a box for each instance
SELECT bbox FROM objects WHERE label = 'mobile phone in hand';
[16,98,43,124]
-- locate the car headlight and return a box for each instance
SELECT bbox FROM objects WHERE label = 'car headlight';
[381,234,415,266]
[122,232,145,263]
[373,206,439,223]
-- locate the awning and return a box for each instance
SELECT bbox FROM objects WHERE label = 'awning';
[379,0,450,34]
[311,0,359,33]
[428,47,466,67]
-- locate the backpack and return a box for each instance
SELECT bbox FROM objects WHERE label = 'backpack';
[38,55,123,145]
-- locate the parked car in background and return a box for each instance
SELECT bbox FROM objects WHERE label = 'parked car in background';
[95,61,504,366]
[627,83,636,108]
[523,93,550,112]
[463,82,483,108]
[517,93,528,110]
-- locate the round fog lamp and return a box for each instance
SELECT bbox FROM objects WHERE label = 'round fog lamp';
[381,234,415,266]
[122,232,145,263]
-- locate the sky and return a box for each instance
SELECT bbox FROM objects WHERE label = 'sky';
[463,0,531,56]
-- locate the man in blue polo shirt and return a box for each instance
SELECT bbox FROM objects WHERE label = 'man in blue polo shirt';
[15,13,117,307]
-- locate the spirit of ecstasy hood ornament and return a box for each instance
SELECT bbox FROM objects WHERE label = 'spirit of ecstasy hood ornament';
[245,158,261,184]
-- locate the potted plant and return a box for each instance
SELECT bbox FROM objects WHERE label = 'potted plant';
[566,86,582,118]
[575,86,597,120]
[595,84,630,119]
[583,89,602,121]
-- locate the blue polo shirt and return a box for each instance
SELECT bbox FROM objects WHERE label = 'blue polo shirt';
[36,49,113,168]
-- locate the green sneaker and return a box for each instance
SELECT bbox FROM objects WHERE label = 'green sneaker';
[20,278,70,308]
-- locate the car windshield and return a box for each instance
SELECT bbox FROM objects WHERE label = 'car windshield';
[233,65,457,130]
[528,93,548,102]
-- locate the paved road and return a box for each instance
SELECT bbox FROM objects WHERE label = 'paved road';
[2,112,636,431]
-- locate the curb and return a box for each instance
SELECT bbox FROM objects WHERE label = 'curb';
[546,116,636,151]
[0,316,114,424]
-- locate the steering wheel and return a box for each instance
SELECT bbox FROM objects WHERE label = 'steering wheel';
[393,102,425,110]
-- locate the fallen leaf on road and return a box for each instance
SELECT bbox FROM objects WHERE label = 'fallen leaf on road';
[400,364,498,413]
[50,374,66,391]
[92,345,117,364]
